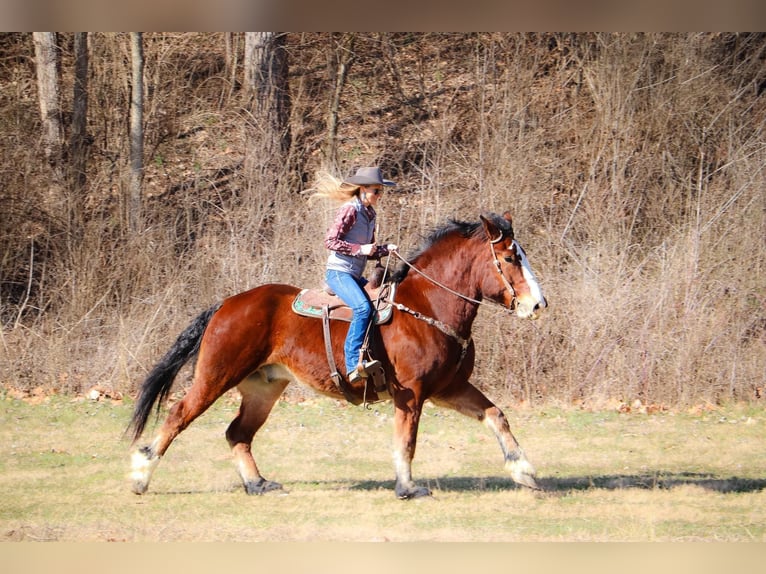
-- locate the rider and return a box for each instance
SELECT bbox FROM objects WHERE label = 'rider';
[311,166,398,383]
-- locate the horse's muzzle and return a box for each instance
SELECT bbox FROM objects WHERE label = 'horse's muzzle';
[517,295,547,320]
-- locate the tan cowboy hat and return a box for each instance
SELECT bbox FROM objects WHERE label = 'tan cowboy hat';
[344,166,396,187]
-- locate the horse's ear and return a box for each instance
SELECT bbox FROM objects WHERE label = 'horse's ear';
[502,211,513,224]
[480,213,502,241]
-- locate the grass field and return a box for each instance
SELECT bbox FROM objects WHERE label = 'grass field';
[1,391,764,542]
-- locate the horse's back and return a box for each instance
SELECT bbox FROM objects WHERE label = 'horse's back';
[199,284,303,367]
[216,283,296,318]
[225,282,301,305]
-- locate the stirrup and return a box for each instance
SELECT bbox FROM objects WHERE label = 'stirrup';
[347,368,366,384]
[347,359,382,384]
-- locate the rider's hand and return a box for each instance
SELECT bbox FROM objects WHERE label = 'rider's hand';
[386,244,398,252]
[359,243,376,256]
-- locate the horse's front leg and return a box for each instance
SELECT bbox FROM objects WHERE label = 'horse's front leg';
[431,380,539,490]
[391,388,431,499]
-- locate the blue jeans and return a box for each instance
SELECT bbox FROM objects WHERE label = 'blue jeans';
[325,270,373,375]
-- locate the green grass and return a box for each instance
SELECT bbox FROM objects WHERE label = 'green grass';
[1,393,764,541]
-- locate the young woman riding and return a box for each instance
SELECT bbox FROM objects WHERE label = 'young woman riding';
[311,166,398,383]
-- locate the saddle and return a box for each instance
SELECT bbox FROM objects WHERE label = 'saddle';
[291,282,395,324]
[291,281,396,405]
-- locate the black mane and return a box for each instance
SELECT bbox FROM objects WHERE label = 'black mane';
[389,214,511,284]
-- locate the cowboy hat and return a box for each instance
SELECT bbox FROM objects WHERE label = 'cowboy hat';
[344,166,396,187]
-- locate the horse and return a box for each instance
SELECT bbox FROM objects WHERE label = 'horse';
[126,211,547,499]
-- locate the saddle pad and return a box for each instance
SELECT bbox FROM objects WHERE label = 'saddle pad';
[292,285,394,324]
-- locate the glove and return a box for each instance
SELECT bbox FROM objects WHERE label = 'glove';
[359,243,376,256]
[386,244,398,252]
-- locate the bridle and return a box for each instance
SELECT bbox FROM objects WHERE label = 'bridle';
[488,232,520,308]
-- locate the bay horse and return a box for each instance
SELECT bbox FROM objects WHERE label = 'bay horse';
[126,211,547,499]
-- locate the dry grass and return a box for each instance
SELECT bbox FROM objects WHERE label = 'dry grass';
[1,32,765,409]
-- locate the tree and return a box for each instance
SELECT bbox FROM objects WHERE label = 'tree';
[69,32,89,234]
[324,33,356,168]
[128,32,144,233]
[224,32,241,101]
[243,32,291,165]
[32,32,63,188]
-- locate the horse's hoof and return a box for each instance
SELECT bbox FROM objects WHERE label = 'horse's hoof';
[396,485,432,500]
[131,481,148,495]
[515,474,541,491]
[244,478,284,495]
[507,454,540,490]
[130,447,158,495]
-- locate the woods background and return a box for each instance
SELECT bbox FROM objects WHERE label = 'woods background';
[1,32,764,408]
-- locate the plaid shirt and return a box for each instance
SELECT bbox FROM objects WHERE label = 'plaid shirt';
[325,199,390,258]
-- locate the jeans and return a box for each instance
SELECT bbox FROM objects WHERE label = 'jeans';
[325,269,373,374]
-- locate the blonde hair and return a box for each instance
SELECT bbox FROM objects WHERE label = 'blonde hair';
[308,170,361,203]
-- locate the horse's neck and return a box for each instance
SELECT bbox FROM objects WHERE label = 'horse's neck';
[396,250,482,336]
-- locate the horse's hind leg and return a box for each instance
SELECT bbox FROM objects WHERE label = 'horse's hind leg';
[431,381,539,490]
[226,369,289,495]
[130,379,230,494]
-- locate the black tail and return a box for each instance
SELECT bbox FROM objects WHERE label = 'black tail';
[126,304,221,443]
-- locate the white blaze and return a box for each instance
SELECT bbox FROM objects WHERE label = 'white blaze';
[513,240,546,315]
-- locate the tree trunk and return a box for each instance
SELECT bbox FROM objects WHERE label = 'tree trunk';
[224,32,240,100]
[128,32,144,233]
[69,32,89,235]
[324,33,356,168]
[243,32,291,160]
[32,32,64,189]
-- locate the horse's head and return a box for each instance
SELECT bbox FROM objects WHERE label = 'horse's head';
[480,212,547,319]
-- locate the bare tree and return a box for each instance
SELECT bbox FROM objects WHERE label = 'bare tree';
[129,32,144,233]
[32,32,64,188]
[224,32,241,101]
[324,33,356,168]
[69,32,89,234]
[243,32,291,160]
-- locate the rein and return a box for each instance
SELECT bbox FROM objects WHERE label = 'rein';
[391,251,484,306]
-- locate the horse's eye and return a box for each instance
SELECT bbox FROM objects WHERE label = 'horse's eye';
[503,255,515,263]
